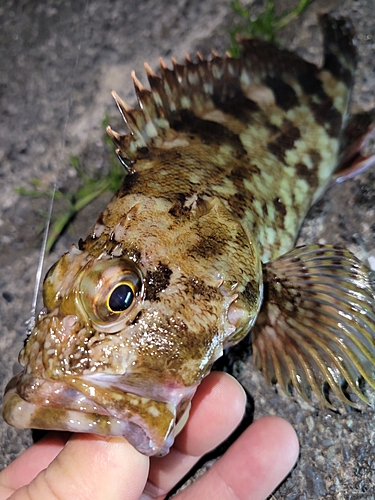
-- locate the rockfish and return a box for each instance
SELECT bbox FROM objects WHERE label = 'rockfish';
[3,14,375,456]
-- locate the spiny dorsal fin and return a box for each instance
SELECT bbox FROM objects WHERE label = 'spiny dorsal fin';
[108,14,356,169]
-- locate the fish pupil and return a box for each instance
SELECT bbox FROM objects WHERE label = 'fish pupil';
[109,284,134,312]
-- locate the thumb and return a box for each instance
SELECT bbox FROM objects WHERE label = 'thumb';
[10,434,149,500]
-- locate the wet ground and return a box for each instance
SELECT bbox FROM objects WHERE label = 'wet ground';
[1,0,375,498]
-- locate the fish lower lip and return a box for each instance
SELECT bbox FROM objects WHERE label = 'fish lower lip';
[2,372,176,456]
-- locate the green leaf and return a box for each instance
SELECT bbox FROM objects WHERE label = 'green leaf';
[228,0,313,56]
[18,119,125,252]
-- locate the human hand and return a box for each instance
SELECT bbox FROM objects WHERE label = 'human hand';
[0,372,299,500]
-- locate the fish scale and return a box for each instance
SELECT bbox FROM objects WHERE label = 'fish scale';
[3,14,375,456]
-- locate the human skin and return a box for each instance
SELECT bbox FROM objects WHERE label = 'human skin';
[0,372,299,500]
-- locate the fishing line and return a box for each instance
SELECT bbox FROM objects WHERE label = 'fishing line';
[27,0,91,333]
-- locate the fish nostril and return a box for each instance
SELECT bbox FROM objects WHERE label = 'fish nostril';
[62,315,79,330]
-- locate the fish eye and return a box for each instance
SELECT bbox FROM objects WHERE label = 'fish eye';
[108,282,135,313]
[79,257,144,332]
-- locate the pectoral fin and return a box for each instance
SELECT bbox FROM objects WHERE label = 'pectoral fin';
[252,245,375,409]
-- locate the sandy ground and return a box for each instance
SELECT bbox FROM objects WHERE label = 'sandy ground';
[1,0,375,498]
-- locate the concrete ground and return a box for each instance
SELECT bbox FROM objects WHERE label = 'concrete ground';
[0,0,375,498]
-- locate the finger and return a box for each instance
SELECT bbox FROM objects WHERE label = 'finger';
[0,432,70,498]
[6,434,149,500]
[177,416,299,500]
[143,372,246,499]
[175,372,246,456]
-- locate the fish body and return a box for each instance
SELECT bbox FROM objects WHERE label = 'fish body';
[3,15,375,456]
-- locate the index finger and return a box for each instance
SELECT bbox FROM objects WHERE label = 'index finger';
[178,416,299,500]
[143,371,247,498]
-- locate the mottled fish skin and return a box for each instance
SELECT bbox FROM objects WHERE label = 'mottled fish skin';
[106,14,356,264]
[3,15,374,456]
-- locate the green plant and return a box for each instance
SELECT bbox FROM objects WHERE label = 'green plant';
[229,0,312,57]
[17,117,124,251]
[45,149,124,252]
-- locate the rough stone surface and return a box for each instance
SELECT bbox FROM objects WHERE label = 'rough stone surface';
[0,0,375,498]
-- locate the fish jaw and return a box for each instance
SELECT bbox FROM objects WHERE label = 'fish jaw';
[2,302,198,456]
[3,370,196,456]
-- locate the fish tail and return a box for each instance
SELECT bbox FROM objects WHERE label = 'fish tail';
[335,110,375,182]
[320,13,357,89]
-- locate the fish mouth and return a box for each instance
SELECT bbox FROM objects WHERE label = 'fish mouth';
[2,371,195,456]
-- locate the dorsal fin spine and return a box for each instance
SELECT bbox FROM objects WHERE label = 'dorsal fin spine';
[131,72,163,139]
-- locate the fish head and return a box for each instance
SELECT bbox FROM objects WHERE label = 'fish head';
[3,197,263,456]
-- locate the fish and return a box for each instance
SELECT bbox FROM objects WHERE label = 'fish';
[3,14,375,457]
